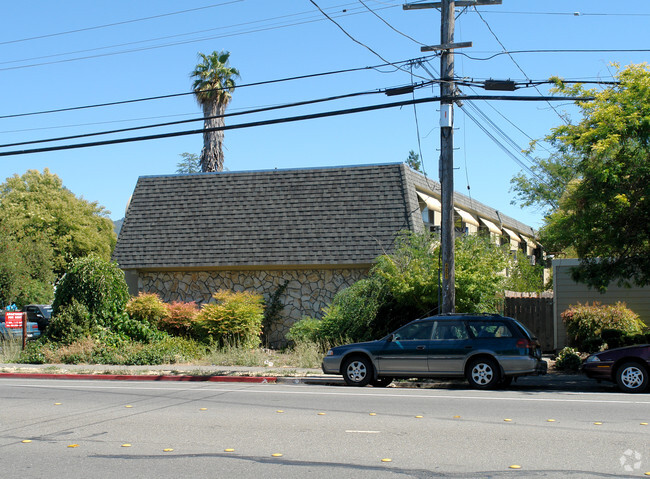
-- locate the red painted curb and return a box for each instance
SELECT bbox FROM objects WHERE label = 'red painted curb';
[0,373,277,383]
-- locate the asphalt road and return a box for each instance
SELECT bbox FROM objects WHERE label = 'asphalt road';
[1,378,649,478]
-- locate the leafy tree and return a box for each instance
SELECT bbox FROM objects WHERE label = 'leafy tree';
[509,152,580,215]
[52,254,129,328]
[539,64,650,289]
[405,150,422,172]
[176,152,201,174]
[504,251,545,293]
[0,225,55,307]
[191,51,240,172]
[0,169,115,306]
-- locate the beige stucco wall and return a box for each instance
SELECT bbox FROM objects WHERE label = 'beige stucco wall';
[137,267,369,347]
[553,259,650,349]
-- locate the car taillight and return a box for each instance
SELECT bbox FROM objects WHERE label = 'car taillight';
[516,339,531,349]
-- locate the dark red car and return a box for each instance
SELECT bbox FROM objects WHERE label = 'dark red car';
[582,344,650,393]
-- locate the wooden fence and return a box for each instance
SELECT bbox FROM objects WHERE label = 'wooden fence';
[503,292,554,352]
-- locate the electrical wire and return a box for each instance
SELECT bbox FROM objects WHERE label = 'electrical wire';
[1,2,398,72]
[308,0,430,81]
[474,8,567,124]
[0,82,435,148]
[0,96,444,157]
[358,0,426,46]
[457,49,650,62]
[0,93,592,158]
[0,55,437,120]
[0,1,244,46]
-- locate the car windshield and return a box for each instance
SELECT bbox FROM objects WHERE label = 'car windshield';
[42,306,52,318]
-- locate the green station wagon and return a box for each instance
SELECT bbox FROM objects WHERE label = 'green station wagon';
[322,314,547,389]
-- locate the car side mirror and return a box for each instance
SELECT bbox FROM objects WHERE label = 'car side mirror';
[387,334,395,343]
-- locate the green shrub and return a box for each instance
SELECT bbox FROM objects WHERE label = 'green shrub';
[158,301,199,338]
[555,347,581,372]
[580,336,604,354]
[52,255,129,328]
[109,312,165,343]
[46,299,94,345]
[126,292,168,326]
[18,340,48,364]
[195,290,264,348]
[287,317,323,345]
[319,277,387,344]
[561,302,645,351]
[601,328,624,349]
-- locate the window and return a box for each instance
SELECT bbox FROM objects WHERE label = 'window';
[393,321,434,341]
[468,322,513,339]
[433,321,469,340]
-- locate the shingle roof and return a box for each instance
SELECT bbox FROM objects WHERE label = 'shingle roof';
[113,163,414,269]
[113,163,537,270]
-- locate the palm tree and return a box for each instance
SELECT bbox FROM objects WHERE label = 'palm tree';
[191,51,240,172]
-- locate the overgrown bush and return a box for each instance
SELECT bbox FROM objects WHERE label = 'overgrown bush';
[195,290,264,348]
[319,276,388,344]
[52,255,129,328]
[554,347,581,372]
[126,292,168,326]
[158,301,199,338]
[108,312,165,343]
[561,302,646,351]
[287,317,323,345]
[46,299,93,344]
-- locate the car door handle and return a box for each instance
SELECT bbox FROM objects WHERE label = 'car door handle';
[416,345,426,350]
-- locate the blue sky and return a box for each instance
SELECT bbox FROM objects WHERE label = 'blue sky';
[1,1,648,228]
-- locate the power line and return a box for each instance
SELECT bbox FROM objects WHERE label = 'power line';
[0,83,435,148]
[0,3,397,72]
[474,7,567,124]
[0,94,592,157]
[309,0,430,81]
[473,10,650,17]
[0,55,436,120]
[0,1,244,46]
[457,49,650,62]
[358,0,426,46]
[0,96,444,157]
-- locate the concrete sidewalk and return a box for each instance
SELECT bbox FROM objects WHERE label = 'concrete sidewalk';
[0,362,614,392]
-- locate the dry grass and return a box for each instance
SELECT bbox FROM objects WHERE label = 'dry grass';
[0,338,23,363]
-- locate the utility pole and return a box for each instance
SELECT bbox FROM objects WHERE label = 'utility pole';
[439,0,455,313]
[404,0,501,314]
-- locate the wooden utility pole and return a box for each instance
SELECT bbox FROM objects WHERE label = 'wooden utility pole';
[404,0,501,314]
[439,0,455,313]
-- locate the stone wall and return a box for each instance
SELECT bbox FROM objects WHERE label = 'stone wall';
[138,268,369,346]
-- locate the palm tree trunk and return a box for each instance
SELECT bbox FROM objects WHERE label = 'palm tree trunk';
[200,101,226,172]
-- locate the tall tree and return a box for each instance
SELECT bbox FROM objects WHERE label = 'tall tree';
[537,64,650,290]
[405,150,422,172]
[176,152,201,174]
[0,169,116,306]
[190,51,240,173]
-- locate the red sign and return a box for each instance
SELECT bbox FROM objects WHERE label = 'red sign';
[4,312,24,328]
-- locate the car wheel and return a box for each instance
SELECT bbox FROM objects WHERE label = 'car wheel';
[466,357,500,389]
[342,356,373,387]
[371,377,393,388]
[615,362,649,393]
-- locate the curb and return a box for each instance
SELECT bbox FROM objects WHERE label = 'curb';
[0,372,277,383]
